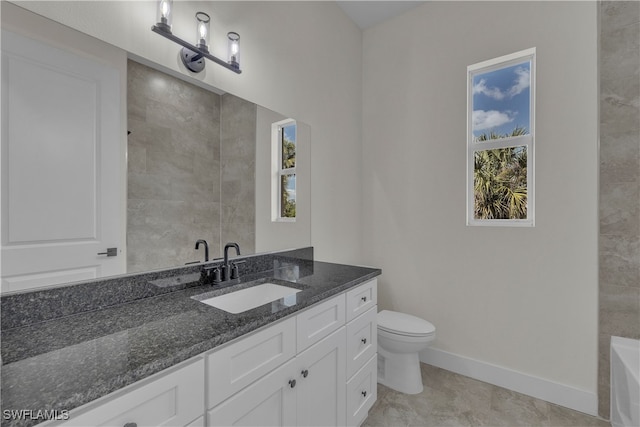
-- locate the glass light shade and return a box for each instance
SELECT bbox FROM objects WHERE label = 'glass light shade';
[227,32,240,69]
[156,0,173,31]
[195,12,210,52]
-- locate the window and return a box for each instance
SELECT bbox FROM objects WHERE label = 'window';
[272,119,296,221]
[467,48,535,226]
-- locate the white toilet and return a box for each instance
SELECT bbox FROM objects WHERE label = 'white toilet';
[377,310,436,394]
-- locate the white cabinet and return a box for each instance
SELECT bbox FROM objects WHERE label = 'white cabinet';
[54,358,205,427]
[207,358,297,426]
[346,306,377,379]
[345,279,378,426]
[296,328,346,427]
[346,355,377,426]
[48,279,378,427]
[346,279,377,322]
[207,317,296,408]
[207,279,377,427]
[296,294,345,352]
[208,328,346,427]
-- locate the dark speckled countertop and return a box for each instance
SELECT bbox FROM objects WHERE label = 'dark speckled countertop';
[0,252,380,427]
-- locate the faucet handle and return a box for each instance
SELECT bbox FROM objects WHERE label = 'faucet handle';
[230,260,246,280]
[202,264,222,283]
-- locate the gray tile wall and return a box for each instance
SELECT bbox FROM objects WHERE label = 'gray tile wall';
[220,93,257,254]
[598,1,640,418]
[127,60,222,272]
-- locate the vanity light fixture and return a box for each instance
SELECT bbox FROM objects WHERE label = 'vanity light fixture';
[151,1,242,74]
[227,32,240,69]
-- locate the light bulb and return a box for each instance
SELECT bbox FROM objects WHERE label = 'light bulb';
[160,0,169,18]
[194,12,210,52]
[155,0,173,31]
[198,22,207,39]
[227,32,240,69]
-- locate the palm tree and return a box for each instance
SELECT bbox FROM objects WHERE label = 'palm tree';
[280,137,296,218]
[474,127,528,220]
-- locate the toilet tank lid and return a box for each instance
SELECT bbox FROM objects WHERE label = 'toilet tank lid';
[378,310,435,335]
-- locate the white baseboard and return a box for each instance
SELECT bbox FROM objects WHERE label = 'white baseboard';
[420,347,598,416]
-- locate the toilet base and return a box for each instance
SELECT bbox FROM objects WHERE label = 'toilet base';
[377,347,424,394]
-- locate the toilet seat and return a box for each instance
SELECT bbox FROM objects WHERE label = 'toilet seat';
[378,310,435,337]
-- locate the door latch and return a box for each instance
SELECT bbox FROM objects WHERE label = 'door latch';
[97,248,118,257]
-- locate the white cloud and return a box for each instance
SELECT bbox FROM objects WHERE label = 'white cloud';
[473,66,530,100]
[472,110,515,131]
[507,67,530,97]
[473,79,505,100]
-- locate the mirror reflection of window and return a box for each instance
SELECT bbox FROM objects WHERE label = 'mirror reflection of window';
[273,119,297,221]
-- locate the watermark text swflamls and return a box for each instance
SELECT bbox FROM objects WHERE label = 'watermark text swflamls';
[2,409,69,421]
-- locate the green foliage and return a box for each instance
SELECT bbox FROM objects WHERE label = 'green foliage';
[280,136,296,218]
[474,127,528,220]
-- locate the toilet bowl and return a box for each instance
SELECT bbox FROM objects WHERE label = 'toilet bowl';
[377,310,435,394]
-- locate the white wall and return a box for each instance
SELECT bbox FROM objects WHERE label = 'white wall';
[9,0,364,264]
[362,0,599,410]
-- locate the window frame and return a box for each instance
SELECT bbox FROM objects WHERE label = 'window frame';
[271,118,297,222]
[466,48,536,227]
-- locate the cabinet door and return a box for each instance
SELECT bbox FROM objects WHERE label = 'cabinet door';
[346,355,377,427]
[346,306,377,378]
[296,327,346,427]
[345,280,377,322]
[208,358,297,427]
[296,294,345,352]
[57,358,204,427]
[207,317,296,408]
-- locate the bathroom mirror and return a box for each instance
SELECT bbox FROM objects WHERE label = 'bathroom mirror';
[126,59,312,274]
[0,2,311,293]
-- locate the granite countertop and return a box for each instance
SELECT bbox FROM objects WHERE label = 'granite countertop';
[0,258,380,427]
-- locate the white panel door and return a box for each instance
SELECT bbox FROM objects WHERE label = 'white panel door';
[296,327,347,427]
[1,30,125,292]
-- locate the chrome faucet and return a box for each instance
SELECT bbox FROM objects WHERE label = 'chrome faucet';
[195,239,209,262]
[222,243,241,281]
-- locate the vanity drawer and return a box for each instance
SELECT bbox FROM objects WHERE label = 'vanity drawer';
[346,355,377,427]
[56,358,204,427]
[296,294,345,352]
[207,317,296,408]
[346,306,377,378]
[346,279,377,322]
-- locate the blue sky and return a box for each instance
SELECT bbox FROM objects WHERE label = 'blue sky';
[284,124,296,143]
[472,61,530,139]
[286,175,296,201]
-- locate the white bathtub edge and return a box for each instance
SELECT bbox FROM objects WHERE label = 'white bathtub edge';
[610,336,640,427]
[420,346,598,416]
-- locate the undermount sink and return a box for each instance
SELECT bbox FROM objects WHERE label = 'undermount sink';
[197,282,302,314]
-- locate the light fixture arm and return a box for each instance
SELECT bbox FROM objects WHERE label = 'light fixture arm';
[151,25,242,74]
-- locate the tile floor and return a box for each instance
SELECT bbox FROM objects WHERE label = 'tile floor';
[363,364,611,427]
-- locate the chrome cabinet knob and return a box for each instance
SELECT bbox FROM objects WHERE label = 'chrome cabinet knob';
[361,338,367,344]
[301,369,309,378]
[361,390,367,397]
[289,379,296,388]
[361,296,367,302]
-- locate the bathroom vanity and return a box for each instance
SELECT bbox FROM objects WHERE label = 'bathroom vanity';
[0,249,380,427]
